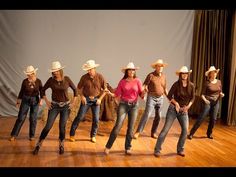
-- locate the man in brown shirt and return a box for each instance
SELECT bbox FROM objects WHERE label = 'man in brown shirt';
[134,59,168,139]
[69,60,107,143]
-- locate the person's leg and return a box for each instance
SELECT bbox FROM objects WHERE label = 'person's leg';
[29,99,39,139]
[134,95,155,138]
[189,103,210,138]
[176,112,189,156]
[33,104,60,155]
[90,103,100,140]
[58,104,70,154]
[125,103,138,152]
[105,103,128,150]
[151,96,164,137]
[69,103,89,137]
[10,101,30,139]
[207,101,219,139]
[154,104,177,155]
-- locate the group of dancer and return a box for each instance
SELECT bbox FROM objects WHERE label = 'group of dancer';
[9,59,224,157]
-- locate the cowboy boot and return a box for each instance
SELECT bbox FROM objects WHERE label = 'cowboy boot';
[33,139,44,155]
[59,139,64,154]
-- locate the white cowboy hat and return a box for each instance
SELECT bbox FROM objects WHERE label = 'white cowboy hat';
[176,66,192,75]
[121,62,140,73]
[23,65,38,75]
[151,59,168,68]
[205,66,220,76]
[82,60,100,71]
[48,61,65,72]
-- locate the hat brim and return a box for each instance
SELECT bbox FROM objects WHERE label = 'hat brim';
[176,70,192,76]
[48,66,65,72]
[205,69,220,76]
[121,67,140,73]
[151,63,168,69]
[82,64,100,71]
[24,68,38,75]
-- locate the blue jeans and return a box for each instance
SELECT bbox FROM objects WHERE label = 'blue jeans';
[11,95,39,138]
[70,97,100,138]
[39,102,70,141]
[190,100,219,136]
[154,104,189,153]
[136,95,163,134]
[106,101,138,150]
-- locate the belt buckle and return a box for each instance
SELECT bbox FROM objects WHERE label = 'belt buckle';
[89,96,95,100]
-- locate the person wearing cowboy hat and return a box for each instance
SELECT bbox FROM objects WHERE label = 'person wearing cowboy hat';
[104,62,145,155]
[133,59,168,140]
[188,66,224,140]
[154,66,195,157]
[69,59,108,144]
[9,65,43,142]
[33,61,78,155]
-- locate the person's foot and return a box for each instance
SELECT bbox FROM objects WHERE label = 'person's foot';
[29,137,35,141]
[187,134,193,140]
[125,149,132,155]
[104,148,110,155]
[177,151,185,157]
[33,146,40,155]
[133,132,140,139]
[207,135,213,139]
[151,133,158,139]
[9,136,16,141]
[69,136,75,142]
[91,137,96,143]
[59,146,64,154]
[154,152,161,157]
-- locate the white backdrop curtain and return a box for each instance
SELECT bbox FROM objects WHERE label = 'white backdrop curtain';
[0,10,194,117]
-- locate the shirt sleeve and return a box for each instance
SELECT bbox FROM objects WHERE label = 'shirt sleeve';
[190,83,195,103]
[41,77,51,98]
[17,80,25,99]
[201,80,207,96]
[114,79,123,97]
[67,76,78,97]
[38,79,43,99]
[167,82,177,101]
[77,75,84,90]
[143,73,151,85]
[100,74,107,90]
[137,78,143,96]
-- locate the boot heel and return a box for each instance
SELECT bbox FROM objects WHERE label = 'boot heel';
[33,146,40,155]
[59,146,64,154]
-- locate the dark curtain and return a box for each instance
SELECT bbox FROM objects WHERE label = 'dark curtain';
[189,10,235,124]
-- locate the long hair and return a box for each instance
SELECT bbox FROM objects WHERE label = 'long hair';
[206,71,217,81]
[177,73,192,96]
[52,69,64,81]
[122,69,137,79]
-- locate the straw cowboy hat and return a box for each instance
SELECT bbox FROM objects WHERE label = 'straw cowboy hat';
[121,62,140,73]
[48,61,65,72]
[82,60,100,71]
[205,66,220,77]
[175,66,192,75]
[151,59,168,68]
[23,65,38,75]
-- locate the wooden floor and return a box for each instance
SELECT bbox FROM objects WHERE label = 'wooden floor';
[0,116,236,167]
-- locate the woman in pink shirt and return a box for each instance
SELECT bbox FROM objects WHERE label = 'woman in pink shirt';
[104,62,144,155]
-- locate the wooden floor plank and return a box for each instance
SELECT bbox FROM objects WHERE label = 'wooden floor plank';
[0,116,236,167]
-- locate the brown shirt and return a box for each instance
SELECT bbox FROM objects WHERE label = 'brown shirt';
[18,78,43,99]
[41,76,78,102]
[202,79,222,101]
[167,81,195,107]
[77,72,106,97]
[143,71,166,96]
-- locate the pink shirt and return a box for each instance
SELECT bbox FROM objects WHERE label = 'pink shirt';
[115,78,143,103]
